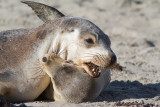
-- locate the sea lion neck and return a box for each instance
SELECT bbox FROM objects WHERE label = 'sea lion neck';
[0,21,60,70]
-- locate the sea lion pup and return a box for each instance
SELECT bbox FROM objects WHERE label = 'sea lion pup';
[40,53,102,103]
[39,54,123,103]
[0,1,116,102]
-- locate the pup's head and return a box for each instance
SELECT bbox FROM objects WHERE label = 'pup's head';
[40,54,96,103]
[40,53,64,77]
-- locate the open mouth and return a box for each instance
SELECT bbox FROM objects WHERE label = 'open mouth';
[82,62,101,78]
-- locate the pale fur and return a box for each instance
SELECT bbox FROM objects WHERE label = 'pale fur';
[0,1,116,102]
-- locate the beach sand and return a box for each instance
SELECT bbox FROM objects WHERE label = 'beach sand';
[0,0,160,106]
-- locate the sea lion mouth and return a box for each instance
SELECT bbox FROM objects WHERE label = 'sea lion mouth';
[82,62,101,78]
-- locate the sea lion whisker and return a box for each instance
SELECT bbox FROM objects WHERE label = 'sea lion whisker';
[81,55,93,58]
[97,53,106,65]
[58,48,66,56]
[31,67,42,71]
[79,56,93,59]
[33,65,43,71]
[30,73,46,81]
[33,69,43,76]
[83,53,99,56]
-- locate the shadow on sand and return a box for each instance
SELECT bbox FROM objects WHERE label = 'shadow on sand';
[1,80,160,106]
[95,80,160,102]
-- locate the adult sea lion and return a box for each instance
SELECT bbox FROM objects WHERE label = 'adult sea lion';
[0,1,117,102]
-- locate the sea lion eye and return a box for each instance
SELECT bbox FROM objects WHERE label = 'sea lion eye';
[85,38,94,44]
[42,57,48,62]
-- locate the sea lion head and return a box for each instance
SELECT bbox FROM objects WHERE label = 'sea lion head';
[56,17,117,78]
[23,1,117,78]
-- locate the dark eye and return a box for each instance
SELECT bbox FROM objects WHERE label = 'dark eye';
[85,38,94,44]
[42,57,47,62]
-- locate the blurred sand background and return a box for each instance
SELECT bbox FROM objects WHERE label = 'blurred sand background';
[0,0,160,106]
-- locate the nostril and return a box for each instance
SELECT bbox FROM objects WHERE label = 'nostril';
[110,54,117,66]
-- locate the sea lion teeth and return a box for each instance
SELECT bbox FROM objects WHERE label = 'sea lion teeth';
[83,62,101,78]
[92,68,95,72]
[98,70,101,73]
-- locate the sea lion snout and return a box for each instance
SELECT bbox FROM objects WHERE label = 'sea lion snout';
[108,51,117,68]
[96,51,117,69]
[86,50,117,68]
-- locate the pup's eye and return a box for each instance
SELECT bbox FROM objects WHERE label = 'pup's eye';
[42,57,47,62]
[85,38,94,44]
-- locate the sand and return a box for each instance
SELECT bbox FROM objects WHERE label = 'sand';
[0,0,160,106]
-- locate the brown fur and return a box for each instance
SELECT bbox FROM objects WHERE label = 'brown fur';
[0,24,52,70]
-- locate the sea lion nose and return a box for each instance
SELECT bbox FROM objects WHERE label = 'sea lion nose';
[109,53,117,66]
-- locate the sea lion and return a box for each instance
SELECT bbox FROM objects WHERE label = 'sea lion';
[40,53,107,103]
[0,1,116,102]
[22,0,117,78]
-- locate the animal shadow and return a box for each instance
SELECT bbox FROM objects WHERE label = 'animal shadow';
[94,80,160,102]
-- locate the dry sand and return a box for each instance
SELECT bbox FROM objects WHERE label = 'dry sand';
[0,0,160,106]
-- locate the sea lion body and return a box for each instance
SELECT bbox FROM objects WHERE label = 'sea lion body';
[0,1,116,102]
[40,54,110,103]
[0,28,51,102]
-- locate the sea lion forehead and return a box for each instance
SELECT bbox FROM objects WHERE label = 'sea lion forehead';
[59,16,111,46]
[60,17,101,33]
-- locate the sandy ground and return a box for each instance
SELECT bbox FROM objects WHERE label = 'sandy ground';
[0,0,160,106]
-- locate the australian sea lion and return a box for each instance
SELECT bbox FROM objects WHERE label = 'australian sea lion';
[40,53,106,103]
[22,0,117,78]
[0,1,117,102]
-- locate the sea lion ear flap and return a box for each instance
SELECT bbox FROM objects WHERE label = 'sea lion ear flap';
[21,1,65,22]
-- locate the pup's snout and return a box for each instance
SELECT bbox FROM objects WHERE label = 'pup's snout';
[110,53,117,66]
